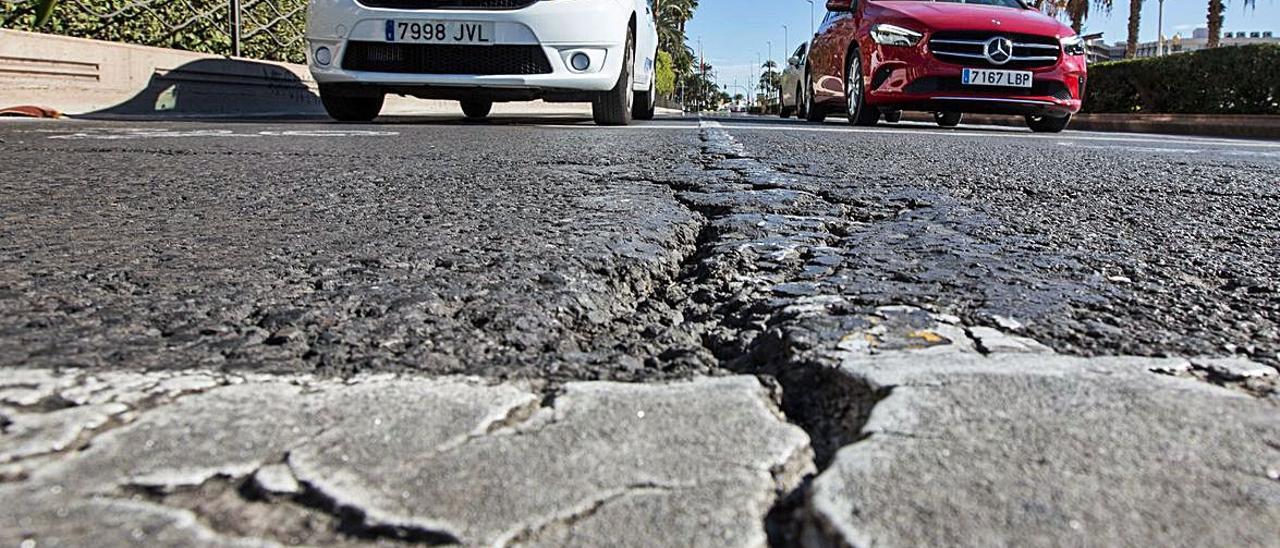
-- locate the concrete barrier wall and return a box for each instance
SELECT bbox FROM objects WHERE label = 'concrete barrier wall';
[0,29,603,118]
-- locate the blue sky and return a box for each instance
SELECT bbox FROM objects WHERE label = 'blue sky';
[685,0,1278,98]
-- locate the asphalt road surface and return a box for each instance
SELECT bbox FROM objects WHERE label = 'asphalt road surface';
[2,114,1279,546]
[3,114,1278,379]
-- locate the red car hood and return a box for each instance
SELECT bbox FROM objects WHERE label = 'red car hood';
[871,1,1073,38]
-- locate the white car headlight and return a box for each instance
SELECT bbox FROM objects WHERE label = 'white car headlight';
[871,24,923,47]
[1062,35,1086,56]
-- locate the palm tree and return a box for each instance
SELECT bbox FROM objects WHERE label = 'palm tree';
[1037,0,1113,34]
[33,0,57,27]
[652,0,700,97]
[1126,0,1143,58]
[653,0,699,69]
[1207,0,1257,48]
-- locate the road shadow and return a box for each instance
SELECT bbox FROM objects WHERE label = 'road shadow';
[373,114,593,126]
[78,58,325,120]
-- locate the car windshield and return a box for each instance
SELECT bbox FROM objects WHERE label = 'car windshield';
[881,0,1026,8]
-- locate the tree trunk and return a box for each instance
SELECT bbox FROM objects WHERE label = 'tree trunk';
[1072,12,1084,34]
[1207,0,1223,48]
[1126,0,1142,58]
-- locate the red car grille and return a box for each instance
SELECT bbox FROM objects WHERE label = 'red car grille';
[342,42,553,75]
[927,31,1061,70]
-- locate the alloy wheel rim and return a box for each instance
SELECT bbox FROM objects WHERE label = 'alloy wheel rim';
[846,58,861,117]
[806,74,814,114]
[625,44,635,111]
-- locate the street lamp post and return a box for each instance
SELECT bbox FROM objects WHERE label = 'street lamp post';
[747,53,757,108]
[805,0,815,38]
[1157,0,1165,56]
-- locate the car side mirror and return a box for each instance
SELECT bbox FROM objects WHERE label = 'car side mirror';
[788,56,801,67]
[826,0,853,12]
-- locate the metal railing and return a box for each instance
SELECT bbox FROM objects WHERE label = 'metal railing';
[0,0,308,63]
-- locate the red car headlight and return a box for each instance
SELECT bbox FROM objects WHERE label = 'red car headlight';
[871,24,924,48]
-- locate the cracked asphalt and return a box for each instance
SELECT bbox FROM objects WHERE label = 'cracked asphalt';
[2,114,1279,546]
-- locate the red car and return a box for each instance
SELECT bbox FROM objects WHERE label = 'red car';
[804,0,1087,132]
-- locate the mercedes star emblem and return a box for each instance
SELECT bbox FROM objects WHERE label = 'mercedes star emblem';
[984,36,1014,65]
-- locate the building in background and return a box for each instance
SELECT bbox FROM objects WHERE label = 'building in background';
[1085,28,1276,62]
[1129,27,1276,59]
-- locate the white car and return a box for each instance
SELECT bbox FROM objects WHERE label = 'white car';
[779,41,807,119]
[306,0,659,125]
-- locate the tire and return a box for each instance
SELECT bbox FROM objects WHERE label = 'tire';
[461,100,493,120]
[593,28,635,126]
[779,104,794,118]
[319,85,384,122]
[883,110,902,124]
[934,111,962,128]
[795,84,808,120]
[845,49,878,126]
[1026,113,1071,133]
[804,70,826,123]
[633,77,656,120]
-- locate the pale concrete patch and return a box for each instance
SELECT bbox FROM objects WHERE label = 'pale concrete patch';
[1,403,128,463]
[288,376,813,546]
[805,314,1280,547]
[0,370,810,547]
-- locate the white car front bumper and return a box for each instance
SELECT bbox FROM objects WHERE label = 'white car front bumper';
[306,0,634,93]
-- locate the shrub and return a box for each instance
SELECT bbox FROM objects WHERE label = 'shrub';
[1,0,307,64]
[655,50,675,97]
[1084,44,1280,115]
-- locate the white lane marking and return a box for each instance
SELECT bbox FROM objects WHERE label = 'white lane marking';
[533,124,696,130]
[706,120,1280,149]
[46,128,399,139]
[256,130,399,137]
[1056,141,1280,157]
[699,119,724,129]
[1057,142,1204,154]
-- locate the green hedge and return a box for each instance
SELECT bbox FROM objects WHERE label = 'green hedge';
[1084,44,1280,115]
[1,0,307,64]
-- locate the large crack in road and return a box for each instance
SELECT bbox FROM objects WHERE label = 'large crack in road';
[2,118,1279,546]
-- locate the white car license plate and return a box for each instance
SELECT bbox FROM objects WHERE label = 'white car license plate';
[962,68,1032,88]
[384,20,494,45]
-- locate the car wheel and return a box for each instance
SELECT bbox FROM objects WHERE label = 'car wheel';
[1026,113,1070,133]
[593,28,635,126]
[779,103,793,118]
[633,76,656,120]
[796,84,808,119]
[845,50,878,126]
[460,100,493,120]
[934,111,962,128]
[804,70,825,123]
[319,85,384,122]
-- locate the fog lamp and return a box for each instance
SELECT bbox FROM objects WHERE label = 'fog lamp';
[315,46,332,66]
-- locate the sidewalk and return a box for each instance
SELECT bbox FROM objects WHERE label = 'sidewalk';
[0,29,681,120]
